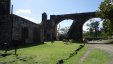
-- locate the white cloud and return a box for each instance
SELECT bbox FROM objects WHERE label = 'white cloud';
[83,20,90,31]
[20,16,40,23]
[83,25,89,31]
[14,9,41,23]
[15,9,31,15]
[99,20,103,28]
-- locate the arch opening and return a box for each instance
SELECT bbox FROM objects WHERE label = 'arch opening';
[83,18,103,41]
[57,19,74,40]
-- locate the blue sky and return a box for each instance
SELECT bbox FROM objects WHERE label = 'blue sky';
[11,0,103,31]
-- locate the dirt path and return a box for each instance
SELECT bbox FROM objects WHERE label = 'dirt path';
[79,48,92,64]
[79,44,113,64]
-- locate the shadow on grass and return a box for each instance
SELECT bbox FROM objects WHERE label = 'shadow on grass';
[0,43,39,63]
[0,42,45,56]
[0,42,45,50]
[0,53,11,57]
[18,43,44,49]
[0,54,37,64]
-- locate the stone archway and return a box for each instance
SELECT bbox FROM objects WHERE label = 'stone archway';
[42,12,97,42]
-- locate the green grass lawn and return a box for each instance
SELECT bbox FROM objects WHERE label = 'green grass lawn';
[0,41,111,64]
[83,49,111,64]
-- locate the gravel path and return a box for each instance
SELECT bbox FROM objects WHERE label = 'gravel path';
[89,44,113,64]
[79,42,113,64]
[79,48,92,64]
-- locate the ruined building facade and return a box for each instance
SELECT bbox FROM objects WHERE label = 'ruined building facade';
[41,12,55,41]
[0,0,97,44]
[0,0,44,45]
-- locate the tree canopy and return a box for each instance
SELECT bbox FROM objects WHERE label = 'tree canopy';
[97,0,113,20]
[86,19,100,37]
[97,0,113,37]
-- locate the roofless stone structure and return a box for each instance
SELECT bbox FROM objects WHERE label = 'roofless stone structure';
[0,0,98,45]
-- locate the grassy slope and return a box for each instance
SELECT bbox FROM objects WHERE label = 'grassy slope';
[0,41,111,64]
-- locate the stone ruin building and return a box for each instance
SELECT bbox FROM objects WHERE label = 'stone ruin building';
[0,0,97,46]
[0,0,44,46]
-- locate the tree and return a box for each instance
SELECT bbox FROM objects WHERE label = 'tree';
[59,27,70,35]
[97,0,113,37]
[97,0,113,19]
[83,31,90,37]
[102,19,112,37]
[58,27,70,40]
[87,19,100,37]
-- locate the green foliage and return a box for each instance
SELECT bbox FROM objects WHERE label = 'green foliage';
[60,27,70,34]
[87,19,100,37]
[83,31,90,37]
[97,0,113,19]
[97,0,113,37]
[58,27,70,40]
[102,19,112,37]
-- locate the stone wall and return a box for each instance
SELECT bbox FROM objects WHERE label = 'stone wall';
[0,15,12,43]
[0,0,44,45]
[12,14,43,44]
[0,14,44,45]
[0,0,10,15]
[42,20,54,41]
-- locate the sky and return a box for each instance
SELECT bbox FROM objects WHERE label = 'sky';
[11,0,103,31]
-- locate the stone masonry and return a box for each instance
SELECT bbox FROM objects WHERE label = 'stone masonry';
[0,0,44,45]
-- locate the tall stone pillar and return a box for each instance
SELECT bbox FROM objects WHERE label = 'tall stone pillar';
[42,12,47,21]
[54,25,57,40]
[41,12,47,42]
[50,15,57,40]
[68,20,83,42]
[0,0,10,15]
[51,20,57,40]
